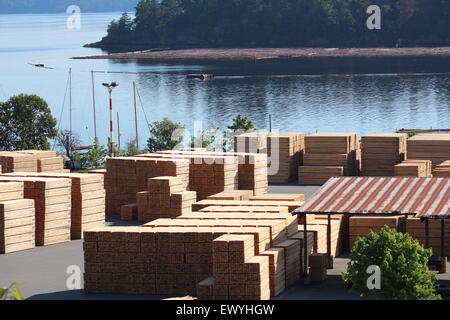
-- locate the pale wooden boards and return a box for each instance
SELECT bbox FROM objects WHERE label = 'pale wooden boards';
[361,133,407,176]
[0,150,65,174]
[433,160,450,177]
[406,218,450,256]
[395,160,432,177]
[407,134,450,168]
[207,190,253,201]
[299,133,359,185]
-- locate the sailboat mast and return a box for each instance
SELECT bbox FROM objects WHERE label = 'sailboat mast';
[91,70,97,139]
[133,82,139,149]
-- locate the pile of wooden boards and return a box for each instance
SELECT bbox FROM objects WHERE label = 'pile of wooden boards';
[83,205,308,300]
[207,190,253,201]
[299,133,359,185]
[2,172,105,239]
[192,199,304,214]
[304,214,346,257]
[361,133,407,176]
[407,134,450,168]
[0,150,66,174]
[136,176,197,222]
[152,150,268,197]
[406,218,450,256]
[105,157,189,214]
[394,160,432,177]
[0,182,35,253]
[309,254,328,282]
[0,176,71,246]
[349,216,406,249]
[234,132,306,184]
[432,160,450,177]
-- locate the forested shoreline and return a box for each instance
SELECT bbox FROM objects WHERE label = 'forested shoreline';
[96,0,450,50]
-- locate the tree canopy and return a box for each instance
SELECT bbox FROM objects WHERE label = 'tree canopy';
[0,94,57,151]
[101,0,450,48]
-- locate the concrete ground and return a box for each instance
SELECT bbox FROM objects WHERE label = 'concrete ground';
[1,184,449,300]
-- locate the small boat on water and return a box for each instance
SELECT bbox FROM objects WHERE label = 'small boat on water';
[186,74,214,80]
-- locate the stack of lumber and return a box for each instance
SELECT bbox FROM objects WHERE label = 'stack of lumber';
[83,206,308,299]
[152,150,268,196]
[120,203,138,221]
[249,193,304,202]
[18,150,65,173]
[406,218,450,256]
[234,132,306,184]
[105,157,189,214]
[361,133,407,176]
[407,134,450,168]
[0,176,71,246]
[88,169,106,175]
[309,254,328,281]
[2,172,105,239]
[432,160,450,177]
[207,190,253,201]
[0,182,35,253]
[192,199,304,214]
[394,160,432,177]
[198,206,289,214]
[0,152,37,173]
[308,215,346,257]
[349,216,406,249]
[299,133,358,185]
[137,176,197,222]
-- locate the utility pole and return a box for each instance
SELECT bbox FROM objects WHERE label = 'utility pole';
[102,82,119,157]
[117,112,121,151]
[91,70,98,139]
[69,68,72,137]
[133,82,139,149]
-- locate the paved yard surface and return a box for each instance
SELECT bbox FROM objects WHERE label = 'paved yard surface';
[1,184,449,300]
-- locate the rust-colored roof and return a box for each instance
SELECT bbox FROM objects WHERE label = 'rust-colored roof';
[296,177,450,218]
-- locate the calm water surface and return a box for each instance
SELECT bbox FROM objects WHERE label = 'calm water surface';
[1,12,450,147]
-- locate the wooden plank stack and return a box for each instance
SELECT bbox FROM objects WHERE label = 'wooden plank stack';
[0,182,35,253]
[361,133,407,176]
[193,199,304,214]
[407,134,450,168]
[0,176,71,246]
[394,160,432,177]
[299,133,358,185]
[18,150,65,173]
[137,176,197,222]
[349,216,406,249]
[432,160,450,177]
[207,190,253,201]
[120,203,138,221]
[105,157,190,214]
[2,172,105,239]
[406,218,450,256]
[0,152,37,173]
[309,254,328,281]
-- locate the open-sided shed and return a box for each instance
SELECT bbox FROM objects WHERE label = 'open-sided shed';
[295,177,450,274]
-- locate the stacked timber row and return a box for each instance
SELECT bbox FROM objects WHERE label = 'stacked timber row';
[361,133,407,176]
[136,176,197,222]
[155,150,268,196]
[83,207,305,300]
[394,160,432,177]
[105,157,190,214]
[309,254,328,281]
[407,134,450,168]
[0,182,35,253]
[0,150,66,174]
[0,176,71,246]
[432,160,450,177]
[406,218,450,256]
[207,190,254,201]
[349,216,406,249]
[2,172,105,239]
[234,132,306,184]
[299,133,359,185]
[18,150,65,173]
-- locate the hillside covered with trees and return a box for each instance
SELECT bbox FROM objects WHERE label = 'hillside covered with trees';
[0,0,139,14]
[98,0,450,49]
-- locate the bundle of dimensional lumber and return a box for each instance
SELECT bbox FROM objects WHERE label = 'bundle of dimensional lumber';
[207,190,254,201]
[0,176,71,246]
[349,215,406,249]
[407,134,450,168]
[17,150,65,173]
[299,133,359,185]
[0,152,37,173]
[105,157,189,214]
[394,159,432,177]
[152,150,268,196]
[304,214,345,257]
[309,254,328,282]
[361,133,407,176]
[0,182,35,253]
[83,209,306,299]
[432,160,450,177]
[2,172,105,239]
[234,132,306,184]
[406,218,450,256]
[193,199,304,214]
[136,176,197,222]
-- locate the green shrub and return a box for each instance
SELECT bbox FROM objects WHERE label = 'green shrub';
[1,282,23,300]
[342,226,441,300]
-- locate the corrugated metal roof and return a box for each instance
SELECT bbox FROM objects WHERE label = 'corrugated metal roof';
[296,177,450,218]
